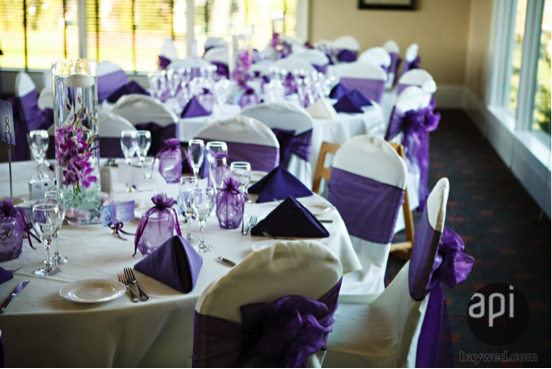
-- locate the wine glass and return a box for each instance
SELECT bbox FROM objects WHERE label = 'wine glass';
[32,203,61,276]
[29,130,49,180]
[120,130,138,165]
[191,187,216,253]
[230,162,252,194]
[188,139,205,181]
[211,156,228,191]
[136,131,152,165]
[44,189,68,265]
[213,79,231,116]
[179,176,199,247]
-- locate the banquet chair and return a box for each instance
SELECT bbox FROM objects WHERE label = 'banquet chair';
[97,61,128,104]
[397,68,436,96]
[273,57,317,74]
[195,115,280,172]
[332,35,360,62]
[241,102,314,188]
[203,37,228,54]
[110,94,179,155]
[312,141,341,194]
[291,49,331,74]
[386,85,438,212]
[324,178,473,368]
[193,240,343,368]
[158,38,178,69]
[401,43,421,76]
[327,135,407,295]
[166,56,212,71]
[203,46,230,79]
[358,47,392,74]
[338,61,388,103]
[382,40,401,88]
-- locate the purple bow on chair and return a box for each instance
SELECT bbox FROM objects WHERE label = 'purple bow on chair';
[411,226,474,368]
[192,279,342,368]
[404,56,421,74]
[271,128,312,168]
[158,55,171,70]
[386,107,440,211]
[210,61,229,79]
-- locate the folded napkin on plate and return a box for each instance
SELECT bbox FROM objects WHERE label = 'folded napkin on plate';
[333,93,363,113]
[181,97,211,118]
[329,83,349,100]
[0,267,13,285]
[251,196,330,238]
[107,81,149,103]
[349,89,372,107]
[307,98,338,120]
[249,166,312,203]
[134,235,203,293]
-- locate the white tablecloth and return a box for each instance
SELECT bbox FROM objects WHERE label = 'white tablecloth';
[0,161,361,367]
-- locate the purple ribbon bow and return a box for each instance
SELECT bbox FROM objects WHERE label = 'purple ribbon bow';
[387,107,440,211]
[133,193,182,256]
[271,128,313,168]
[192,279,342,368]
[109,221,135,241]
[158,55,171,70]
[413,226,474,368]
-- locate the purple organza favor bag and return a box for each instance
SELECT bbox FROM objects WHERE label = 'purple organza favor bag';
[134,194,182,256]
[0,200,35,261]
[216,177,245,229]
[155,138,183,183]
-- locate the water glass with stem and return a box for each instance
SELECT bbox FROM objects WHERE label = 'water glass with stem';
[179,176,199,246]
[44,189,68,265]
[191,187,216,253]
[230,162,252,195]
[120,130,138,165]
[188,139,205,181]
[211,156,228,191]
[32,203,62,276]
[29,130,49,180]
[136,131,152,165]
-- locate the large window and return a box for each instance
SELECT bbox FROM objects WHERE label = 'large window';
[0,0,301,73]
[532,0,551,135]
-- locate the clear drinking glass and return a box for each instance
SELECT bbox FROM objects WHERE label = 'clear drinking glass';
[179,176,199,246]
[32,204,61,276]
[29,130,49,180]
[211,156,228,191]
[167,69,181,98]
[120,130,138,165]
[231,161,252,204]
[188,139,205,181]
[191,187,216,253]
[206,141,228,164]
[136,131,152,165]
[44,189,68,265]
[213,79,231,115]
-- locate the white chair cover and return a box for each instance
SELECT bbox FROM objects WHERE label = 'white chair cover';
[42,68,53,90]
[195,115,280,172]
[111,95,178,126]
[203,46,229,65]
[273,58,316,74]
[98,111,136,137]
[38,88,53,110]
[328,135,407,295]
[167,56,212,70]
[332,35,360,51]
[15,72,35,98]
[324,178,451,368]
[241,102,314,188]
[291,50,330,72]
[338,61,387,103]
[382,40,400,54]
[97,61,128,103]
[397,68,435,95]
[160,38,178,60]
[194,240,343,367]
[204,37,228,52]
[358,47,391,70]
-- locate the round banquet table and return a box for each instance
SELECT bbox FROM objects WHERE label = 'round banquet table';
[0,161,361,367]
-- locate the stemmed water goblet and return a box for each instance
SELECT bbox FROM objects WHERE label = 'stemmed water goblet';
[206,141,228,184]
[121,130,138,192]
[213,79,231,115]
[179,176,199,247]
[230,162,252,204]
[190,187,216,253]
[136,131,152,165]
[211,156,228,191]
[32,203,62,276]
[44,189,68,265]
[166,69,181,112]
[188,139,205,181]
[29,130,49,180]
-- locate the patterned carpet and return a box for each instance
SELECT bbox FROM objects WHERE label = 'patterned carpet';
[386,109,551,367]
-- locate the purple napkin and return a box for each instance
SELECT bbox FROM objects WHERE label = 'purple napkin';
[329,83,349,99]
[251,196,329,238]
[0,267,13,285]
[336,49,358,62]
[158,55,171,70]
[249,166,312,203]
[333,94,363,113]
[106,81,149,103]
[349,89,372,106]
[181,97,211,118]
[134,235,203,293]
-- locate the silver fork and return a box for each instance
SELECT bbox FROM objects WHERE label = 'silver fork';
[118,273,139,303]
[124,268,149,301]
[242,215,258,235]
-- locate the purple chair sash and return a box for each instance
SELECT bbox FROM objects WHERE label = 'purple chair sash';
[97,70,128,103]
[283,73,297,95]
[158,55,172,70]
[196,138,280,173]
[402,55,421,75]
[210,61,229,79]
[192,278,342,368]
[327,168,404,244]
[106,80,149,103]
[134,122,177,156]
[409,209,474,367]
[385,107,440,212]
[313,63,328,74]
[339,78,385,104]
[11,93,51,161]
[336,49,358,63]
[271,128,312,168]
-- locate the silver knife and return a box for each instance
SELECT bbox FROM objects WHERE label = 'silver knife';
[217,256,236,267]
[0,280,30,314]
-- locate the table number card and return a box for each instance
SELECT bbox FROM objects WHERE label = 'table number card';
[0,100,15,145]
[101,201,135,227]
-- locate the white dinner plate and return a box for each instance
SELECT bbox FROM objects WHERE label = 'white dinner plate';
[59,279,126,304]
